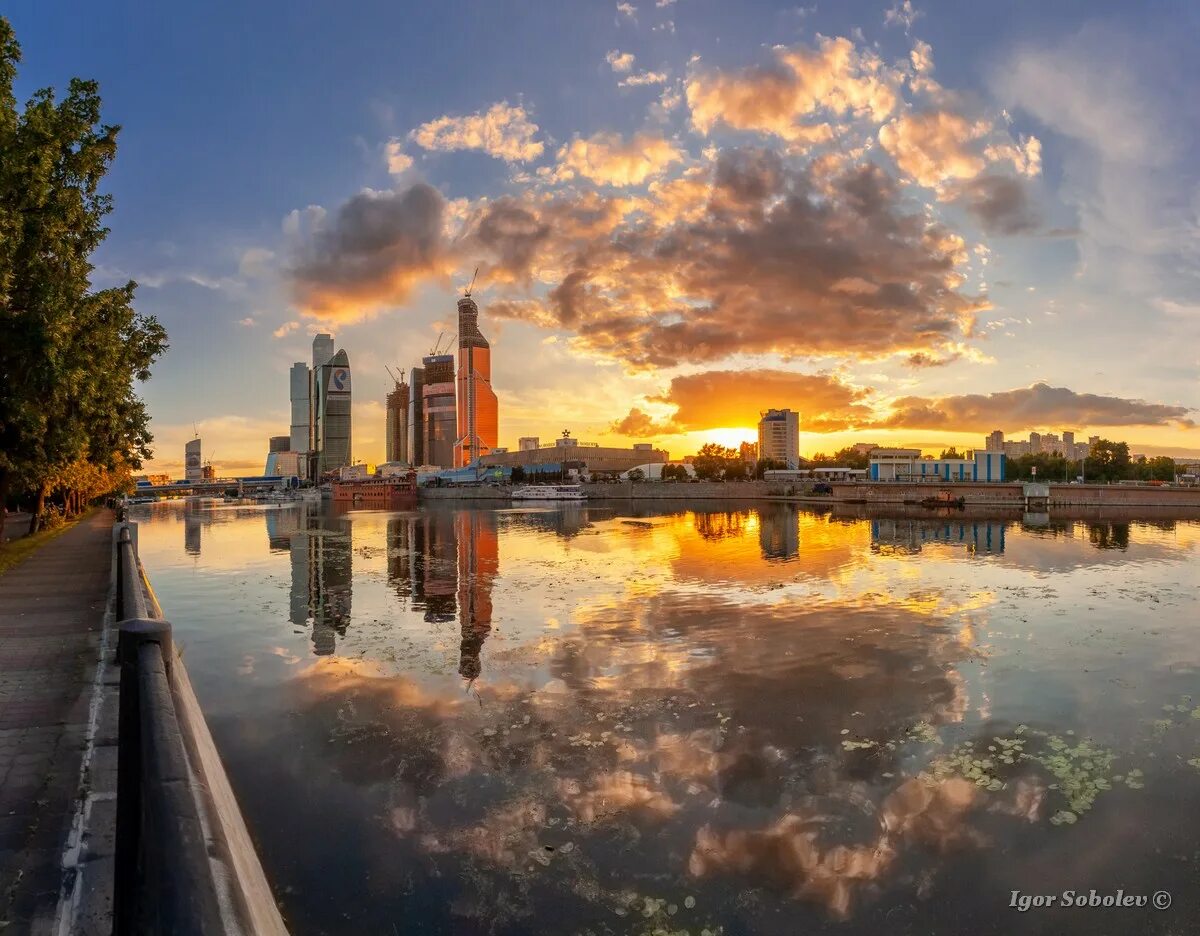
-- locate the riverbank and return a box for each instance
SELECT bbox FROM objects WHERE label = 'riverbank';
[414,480,1200,508]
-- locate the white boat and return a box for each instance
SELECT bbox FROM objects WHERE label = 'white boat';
[511,484,587,502]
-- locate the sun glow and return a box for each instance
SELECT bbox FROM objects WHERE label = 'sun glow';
[692,427,758,451]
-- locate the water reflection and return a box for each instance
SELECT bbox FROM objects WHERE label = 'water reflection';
[280,508,352,656]
[125,501,1200,935]
[871,517,1006,554]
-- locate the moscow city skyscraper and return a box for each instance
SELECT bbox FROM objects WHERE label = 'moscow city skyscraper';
[453,295,498,468]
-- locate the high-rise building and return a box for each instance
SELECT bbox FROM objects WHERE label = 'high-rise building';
[758,409,800,468]
[385,376,410,464]
[269,435,290,452]
[311,333,334,370]
[453,296,499,468]
[312,349,352,476]
[185,438,202,482]
[1028,431,1041,454]
[422,354,456,468]
[289,362,310,455]
[986,430,1004,451]
[408,367,426,467]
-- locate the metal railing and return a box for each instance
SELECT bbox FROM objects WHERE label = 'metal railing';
[113,524,225,934]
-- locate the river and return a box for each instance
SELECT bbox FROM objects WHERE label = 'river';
[127,499,1200,935]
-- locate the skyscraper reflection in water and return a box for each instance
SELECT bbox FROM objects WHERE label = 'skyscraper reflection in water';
[757,505,800,560]
[386,509,498,680]
[456,511,498,681]
[278,506,353,655]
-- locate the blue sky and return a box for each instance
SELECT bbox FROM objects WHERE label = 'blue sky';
[7,0,1199,473]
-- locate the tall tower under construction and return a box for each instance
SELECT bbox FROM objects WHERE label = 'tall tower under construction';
[385,372,410,464]
[454,295,498,467]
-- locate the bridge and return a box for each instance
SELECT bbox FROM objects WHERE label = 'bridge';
[130,476,292,499]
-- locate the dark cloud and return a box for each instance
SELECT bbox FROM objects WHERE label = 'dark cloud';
[877,382,1195,432]
[613,369,874,436]
[955,175,1039,235]
[288,183,449,317]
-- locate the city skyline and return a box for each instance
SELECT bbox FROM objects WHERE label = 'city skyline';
[7,0,1198,476]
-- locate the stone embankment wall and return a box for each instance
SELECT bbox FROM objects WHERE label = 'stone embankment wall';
[416,481,1200,507]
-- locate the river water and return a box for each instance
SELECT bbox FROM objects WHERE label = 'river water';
[128,499,1200,935]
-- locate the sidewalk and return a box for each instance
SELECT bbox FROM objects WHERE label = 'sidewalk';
[0,509,113,932]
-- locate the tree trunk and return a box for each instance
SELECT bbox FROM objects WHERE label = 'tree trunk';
[0,470,9,543]
[28,481,47,535]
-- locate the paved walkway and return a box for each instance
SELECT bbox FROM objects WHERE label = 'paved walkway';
[0,510,113,932]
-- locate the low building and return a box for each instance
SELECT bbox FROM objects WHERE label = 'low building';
[619,462,696,480]
[765,467,867,482]
[868,449,1006,482]
[480,434,667,477]
[264,451,304,478]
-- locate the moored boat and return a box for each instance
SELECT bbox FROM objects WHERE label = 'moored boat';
[511,484,586,502]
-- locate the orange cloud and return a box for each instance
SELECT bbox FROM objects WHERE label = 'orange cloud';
[614,370,874,435]
[553,132,684,186]
[686,36,898,144]
[877,383,1195,432]
[409,101,544,163]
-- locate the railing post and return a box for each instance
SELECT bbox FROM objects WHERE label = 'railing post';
[114,618,174,934]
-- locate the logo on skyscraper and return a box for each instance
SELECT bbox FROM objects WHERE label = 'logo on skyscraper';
[332,369,350,392]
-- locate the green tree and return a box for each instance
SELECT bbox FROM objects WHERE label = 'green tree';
[1086,440,1131,482]
[810,446,869,470]
[0,18,166,536]
[693,442,737,481]
[940,447,963,460]
[754,457,787,479]
[723,459,748,481]
[510,465,526,484]
[627,467,645,482]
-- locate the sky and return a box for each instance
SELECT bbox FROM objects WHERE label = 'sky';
[7,0,1200,476]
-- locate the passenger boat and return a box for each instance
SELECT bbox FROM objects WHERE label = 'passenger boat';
[511,484,587,502]
[331,474,417,503]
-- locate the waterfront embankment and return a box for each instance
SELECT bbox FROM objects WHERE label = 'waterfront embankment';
[417,480,1200,508]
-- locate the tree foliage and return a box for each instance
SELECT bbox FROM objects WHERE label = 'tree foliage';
[0,17,166,536]
[810,446,870,470]
[693,443,744,481]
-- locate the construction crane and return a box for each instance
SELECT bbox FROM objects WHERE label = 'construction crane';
[464,266,479,298]
[384,365,399,386]
[430,331,450,356]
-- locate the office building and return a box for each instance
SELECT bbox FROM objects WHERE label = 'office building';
[758,409,800,469]
[385,377,410,464]
[422,354,456,469]
[289,363,310,454]
[311,333,334,370]
[454,295,499,467]
[312,349,352,476]
[408,367,426,467]
[185,438,203,482]
[518,437,540,451]
[269,435,290,453]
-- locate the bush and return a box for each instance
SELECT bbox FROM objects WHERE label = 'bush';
[38,504,66,531]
